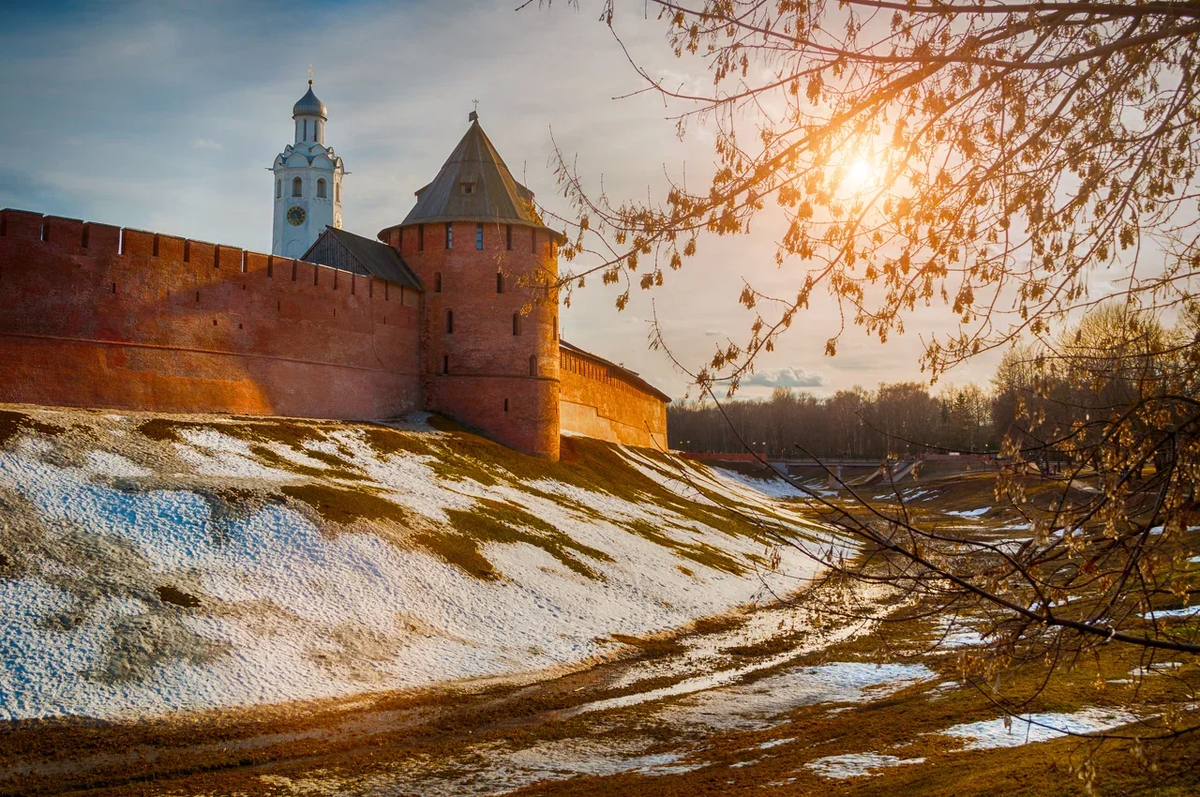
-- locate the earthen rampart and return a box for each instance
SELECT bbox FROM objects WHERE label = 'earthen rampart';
[0,209,421,420]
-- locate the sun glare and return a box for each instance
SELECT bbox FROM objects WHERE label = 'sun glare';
[845,157,874,190]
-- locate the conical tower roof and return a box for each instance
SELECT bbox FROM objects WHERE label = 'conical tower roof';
[397,117,563,239]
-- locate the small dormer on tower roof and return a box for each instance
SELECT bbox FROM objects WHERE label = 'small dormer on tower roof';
[394,114,564,241]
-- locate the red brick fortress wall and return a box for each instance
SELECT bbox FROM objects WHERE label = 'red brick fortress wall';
[559,347,668,451]
[391,221,560,459]
[0,209,421,420]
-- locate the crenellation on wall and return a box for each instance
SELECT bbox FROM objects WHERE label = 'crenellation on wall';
[245,251,269,276]
[216,244,242,271]
[154,233,186,262]
[1,209,46,241]
[187,239,215,268]
[43,216,85,250]
[121,228,157,259]
[81,222,115,254]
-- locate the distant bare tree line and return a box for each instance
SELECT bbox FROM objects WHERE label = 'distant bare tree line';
[670,304,1200,468]
[668,380,994,459]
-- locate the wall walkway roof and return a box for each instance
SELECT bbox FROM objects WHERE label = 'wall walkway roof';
[302,227,425,292]
[560,340,672,403]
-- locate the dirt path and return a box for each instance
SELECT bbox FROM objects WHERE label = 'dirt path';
[3,584,1196,796]
[0,595,883,795]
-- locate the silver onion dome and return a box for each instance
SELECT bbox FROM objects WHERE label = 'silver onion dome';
[292,81,327,119]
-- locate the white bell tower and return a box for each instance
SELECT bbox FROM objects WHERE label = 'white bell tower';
[271,79,345,257]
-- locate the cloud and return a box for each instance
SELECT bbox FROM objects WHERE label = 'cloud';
[192,138,222,150]
[741,366,828,389]
[704,329,727,337]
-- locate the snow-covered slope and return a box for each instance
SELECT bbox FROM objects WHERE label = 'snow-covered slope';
[0,407,838,720]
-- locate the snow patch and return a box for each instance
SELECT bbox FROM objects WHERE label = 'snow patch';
[942,707,1138,750]
[806,752,926,779]
[946,507,991,518]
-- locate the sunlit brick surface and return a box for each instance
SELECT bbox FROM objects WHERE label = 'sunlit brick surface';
[0,209,421,419]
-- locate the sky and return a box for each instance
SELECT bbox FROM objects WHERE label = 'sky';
[0,0,1007,402]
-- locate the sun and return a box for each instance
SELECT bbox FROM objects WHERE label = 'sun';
[844,157,874,190]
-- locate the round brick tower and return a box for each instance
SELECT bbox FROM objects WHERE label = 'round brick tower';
[380,113,562,459]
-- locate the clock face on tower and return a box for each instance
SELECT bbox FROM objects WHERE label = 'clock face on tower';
[286,206,306,226]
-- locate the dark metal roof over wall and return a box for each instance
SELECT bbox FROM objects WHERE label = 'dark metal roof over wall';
[302,227,425,292]
[388,117,564,241]
[560,340,672,404]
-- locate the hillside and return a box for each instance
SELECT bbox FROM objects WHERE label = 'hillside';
[0,406,835,721]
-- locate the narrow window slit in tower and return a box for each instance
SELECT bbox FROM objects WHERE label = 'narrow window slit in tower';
[445,223,453,249]
[504,399,509,413]
[496,272,504,294]
[195,291,200,302]
[183,240,190,262]
[152,236,159,257]
[443,356,449,375]
[277,300,281,312]
[213,245,220,268]
[81,225,89,249]
[529,356,537,377]
[476,224,483,250]
[111,282,116,294]
[445,310,453,334]
[434,272,442,293]
[238,323,243,329]
[512,313,520,336]
[418,225,424,251]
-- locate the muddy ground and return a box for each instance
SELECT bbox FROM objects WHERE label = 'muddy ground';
[2,585,1196,795]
